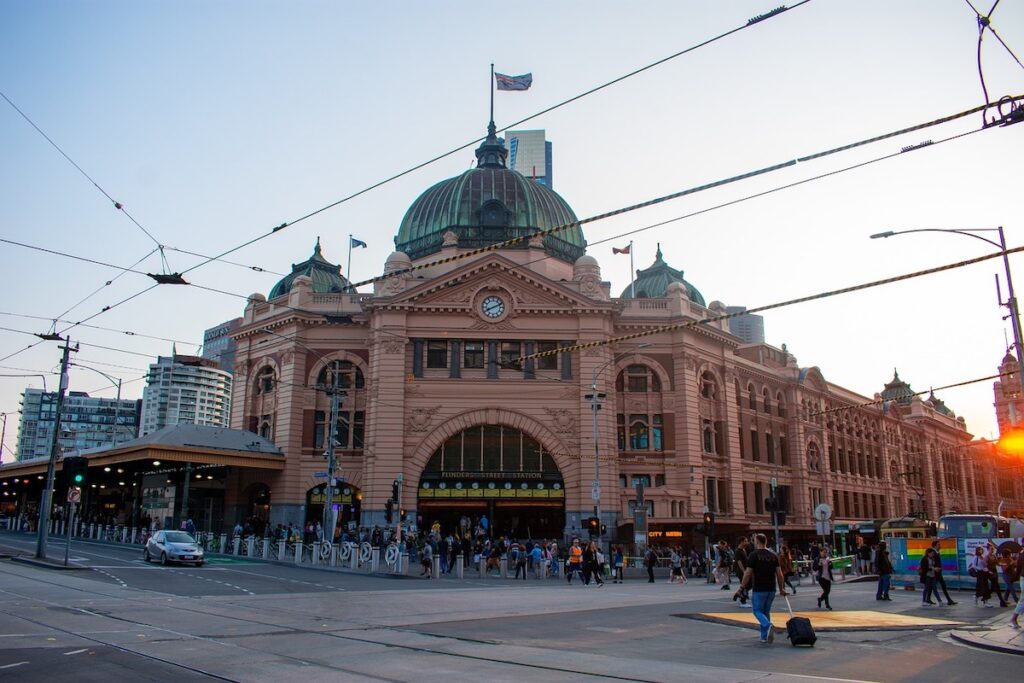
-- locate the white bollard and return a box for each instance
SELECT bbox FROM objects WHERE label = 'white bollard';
[219,533,228,553]
[278,540,285,561]
[311,542,320,566]
[500,556,508,579]
[349,547,358,570]
[263,539,272,560]
[330,544,337,567]
[246,537,254,557]
[232,537,240,555]
[456,554,464,579]
[294,543,302,564]
[371,547,380,573]
[432,556,440,579]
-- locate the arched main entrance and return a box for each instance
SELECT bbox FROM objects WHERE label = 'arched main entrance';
[417,424,564,539]
[306,484,362,535]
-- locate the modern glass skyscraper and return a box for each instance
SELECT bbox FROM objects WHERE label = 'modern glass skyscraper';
[504,129,552,188]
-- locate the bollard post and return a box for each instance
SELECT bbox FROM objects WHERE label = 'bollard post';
[311,542,320,566]
[479,554,486,578]
[294,542,302,564]
[500,555,508,579]
[330,543,337,567]
[219,533,228,553]
[89,523,95,539]
[232,537,240,555]
[277,540,285,561]
[350,546,358,570]
[432,555,440,579]
[264,539,272,561]
[246,537,254,557]
[456,554,464,579]
[131,528,137,545]
[371,547,380,573]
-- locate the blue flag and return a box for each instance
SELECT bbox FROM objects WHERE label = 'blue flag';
[350,237,368,249]
[495,72,532,91]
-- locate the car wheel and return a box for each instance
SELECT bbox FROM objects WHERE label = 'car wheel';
[143,549,150,562]
[160,552,168,566]
[196,561,204,567]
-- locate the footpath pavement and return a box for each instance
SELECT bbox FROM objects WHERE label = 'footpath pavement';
[951,613,1024,656]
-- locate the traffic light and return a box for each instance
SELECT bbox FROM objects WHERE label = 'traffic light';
[764,497,778,512]
[775,511,787,526]
[384,499,394,523]
[703,512,715,527]
[586,516,599,535]
[599,523,607,536]
[63,456,88,488]
[392,479,401,501]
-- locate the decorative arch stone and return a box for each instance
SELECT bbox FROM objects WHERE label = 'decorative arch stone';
[613,355,671,391]
[408,408,575,486]
[307,350,370,386]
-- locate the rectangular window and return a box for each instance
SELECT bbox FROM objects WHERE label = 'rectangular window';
[500,342,522,370]
[750,429,760,461]
[706,478,718,512]
[536,341,558,370]
[464,341,484,369]
[352,411,365,448]
[739,426,746,459]
[627,372,648,393]
[629,415,649,450]
[702,419,713,453]
[780,436,788,466]
[653,414,663,451]
[631,475,651,488]
[655,474,665,487]
[426,340,448,369]
[766,432,775,464]
[717,479,729,514]
[617,414,626,451]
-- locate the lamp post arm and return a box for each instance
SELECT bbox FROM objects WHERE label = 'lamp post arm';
[872,227,1002,250]
[72,364,127,446]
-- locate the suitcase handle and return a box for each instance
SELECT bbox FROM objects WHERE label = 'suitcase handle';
[783,594,796,618]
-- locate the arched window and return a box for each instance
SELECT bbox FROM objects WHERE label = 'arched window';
[259,415,274,440]
[762,388,771,414]
[423,425,558,474]
[619,365,662,393]
[317,360,365,389]
[700,371,718,400]
[776,392,785,417]
[256,366,275,394]
[748,383,757,410]
[622,414,662,451]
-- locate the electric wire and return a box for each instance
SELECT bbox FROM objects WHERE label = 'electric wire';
[178,1,816,277]
[345,96,1020,290]
[516,245,1024,364]
[163,245,283,276]
[809,370,1011,417]
[0,89,165,252]
[50,248,162,325]
[0,311,200,347]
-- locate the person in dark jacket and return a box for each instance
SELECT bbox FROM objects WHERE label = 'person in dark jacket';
[929,540,956,605]
[875,541,894,601]
[919,548,938,605]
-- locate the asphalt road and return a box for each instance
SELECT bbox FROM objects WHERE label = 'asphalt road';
[0,532,1019,682]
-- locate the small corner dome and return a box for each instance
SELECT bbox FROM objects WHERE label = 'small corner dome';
[248,293,267,305]
[620,243,706,305]
[385,250,412,273]
[573,254,600,278]
[269,239,349,299]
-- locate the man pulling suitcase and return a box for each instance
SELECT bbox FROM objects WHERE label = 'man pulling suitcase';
[738,533,789,644]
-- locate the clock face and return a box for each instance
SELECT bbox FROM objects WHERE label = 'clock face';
[481,295,506,319]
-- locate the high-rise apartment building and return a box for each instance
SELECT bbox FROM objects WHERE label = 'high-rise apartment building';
[15,389,141,461]
[202,317,242,373]
[725,306,766,345]
[504,129,552,188]
[140,355,232,436]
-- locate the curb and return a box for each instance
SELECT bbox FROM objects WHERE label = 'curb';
[11,555,90,571]
[950,629,1024,656]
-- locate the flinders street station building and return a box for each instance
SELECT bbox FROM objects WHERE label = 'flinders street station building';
[3,123,1021,544]
[220,123,1022,542]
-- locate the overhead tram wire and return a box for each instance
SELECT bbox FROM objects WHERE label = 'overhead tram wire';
[178,1,816,277]
[14,101,1002,363]
[163,246,283,276]
[344,95,1022,291]
[515,245,1024,366]
[809,371,1014,417]
[0,311,200,347]
[0,89,166,256]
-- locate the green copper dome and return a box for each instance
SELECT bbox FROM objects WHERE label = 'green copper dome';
[269,239,350,299]
[394,122,585,263]
[881,369,914,406]
[620,244,706,306]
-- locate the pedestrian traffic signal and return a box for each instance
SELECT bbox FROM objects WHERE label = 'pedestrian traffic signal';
[764,497,778,512]
[586,516,599,534]
[599,523,607,536]
[63,456,88,487]
[384,499,394,524]
[703,512,715,527]
[392,479,401,502]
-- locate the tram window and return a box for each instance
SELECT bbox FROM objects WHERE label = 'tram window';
[426,340,448,369]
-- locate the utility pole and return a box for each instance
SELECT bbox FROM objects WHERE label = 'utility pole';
[36,338,75,560]
[322,366,343,538]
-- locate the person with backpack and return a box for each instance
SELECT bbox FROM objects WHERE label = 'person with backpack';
[644,546,658,583]
[739,533,788,644]
[875,541,894,601]
[929,540,956,605]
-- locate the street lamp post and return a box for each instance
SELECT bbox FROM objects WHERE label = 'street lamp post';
[72,363,126,447]
[871,227,1024,375]
[586,343,651,550]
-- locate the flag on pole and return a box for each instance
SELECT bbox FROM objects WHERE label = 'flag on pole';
[495,72,533,91]
[350,237,368,249]
[612,244,631,255]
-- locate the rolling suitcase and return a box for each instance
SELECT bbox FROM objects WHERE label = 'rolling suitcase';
[783,595,817,646]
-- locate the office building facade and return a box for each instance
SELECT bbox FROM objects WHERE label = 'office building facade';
[140,355,232,436]
[15,389,141,461]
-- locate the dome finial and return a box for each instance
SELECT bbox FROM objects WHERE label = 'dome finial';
[314,236,322,255]
[656,243,663,261]
[475,121,507,168]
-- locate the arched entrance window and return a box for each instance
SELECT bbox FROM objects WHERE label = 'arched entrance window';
[419,425,563,539]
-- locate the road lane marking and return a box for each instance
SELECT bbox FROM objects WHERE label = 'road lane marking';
[63,648,88,655]
[0,661,29,669]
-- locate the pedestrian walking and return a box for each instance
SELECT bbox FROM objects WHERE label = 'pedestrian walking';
[612,546,625,583]
[645,546,657,583]
[567,539,583,584]
[814,547,833,610]
[420,541,433,578]
[875,541,893,601]
[669,549,684,584]
[919,548,939,605]
[778,545,797,594]
[1010,550,1024,628]
[929,540,956,605]
[716,541,734,589]
[739,533,788,644]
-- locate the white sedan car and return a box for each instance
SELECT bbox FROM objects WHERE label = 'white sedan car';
[144,530,205,566]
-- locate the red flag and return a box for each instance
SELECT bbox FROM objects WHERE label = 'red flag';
[612,244,631,255]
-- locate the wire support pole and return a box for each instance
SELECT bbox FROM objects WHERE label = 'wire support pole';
[36,338,75,559]
[996,226,1024,376]
[323,369,343,539]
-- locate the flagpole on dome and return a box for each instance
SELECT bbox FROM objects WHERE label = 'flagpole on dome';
[347,233,353,293]
[490,63,495,126]
[629,241,635,299]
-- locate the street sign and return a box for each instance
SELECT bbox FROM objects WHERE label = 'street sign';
[67,487,81,503]
[816,520,831,536]
[314,471,328,478]
[770,477,777,489]
[591,482,601,501]
[814,503,833,521]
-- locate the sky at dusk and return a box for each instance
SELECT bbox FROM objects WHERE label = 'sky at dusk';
[1,0,1023,459]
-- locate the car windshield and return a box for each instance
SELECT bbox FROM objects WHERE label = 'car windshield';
[164,532,195,544]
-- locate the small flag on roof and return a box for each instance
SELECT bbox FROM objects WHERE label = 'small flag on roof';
[495,72,533,91]
[350,237,368,249]
[612,244,631,255]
